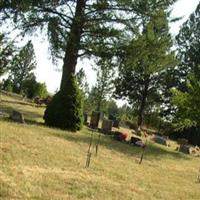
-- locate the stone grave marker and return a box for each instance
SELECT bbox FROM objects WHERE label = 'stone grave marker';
[90,111,100,129]
[101,119,113,133]
[10,110,25,123]
[152,135,169,146]
[179,145,190,154]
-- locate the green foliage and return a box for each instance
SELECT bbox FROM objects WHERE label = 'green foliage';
[176,2,200,76]
[76,68,89,98]
[22,77,48,99]
[35,82,48,99]
[107,100,119,118]
[172,74,200,130]
[8,40,36,94]
[2,78,13,92]
[115,10,176,126]
[89,58,114,111]
[172,2,200,130]
[0,33,15,76]
[2,76,49,99]
[44,76,83,131]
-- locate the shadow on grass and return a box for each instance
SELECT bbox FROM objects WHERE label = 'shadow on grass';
[51,127,190,161]
[25,119,45,126]
[1,99,35,106]
[0,104,44,121]
[0,117,45,127]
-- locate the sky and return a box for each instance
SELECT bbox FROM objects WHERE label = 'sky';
[3,0,200,96]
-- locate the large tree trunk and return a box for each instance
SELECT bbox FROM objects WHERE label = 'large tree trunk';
[44,0,86,131]
[137,78,149,128]
[60,0,86,90]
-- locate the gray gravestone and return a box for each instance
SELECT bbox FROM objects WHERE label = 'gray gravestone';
[179,145,190,154]
[101,119,113,133]
[152,135,169,146]
[90,111,100,128]
[10,110,25,123]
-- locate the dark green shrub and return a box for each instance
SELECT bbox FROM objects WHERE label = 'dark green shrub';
[43,76,83,131]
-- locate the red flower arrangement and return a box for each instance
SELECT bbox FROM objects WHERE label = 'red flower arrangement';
[114,131,128,142]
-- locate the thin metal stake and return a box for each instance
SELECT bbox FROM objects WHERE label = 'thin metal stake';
[85,131,94,168]
[197,168,200,183]
[139,139,147,165]
[95,133,101,156]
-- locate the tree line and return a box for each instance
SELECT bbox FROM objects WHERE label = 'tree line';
[0,37,48,99]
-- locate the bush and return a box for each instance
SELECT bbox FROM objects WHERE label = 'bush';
[43,76,83,131]
[22,78,48,99]
[2,79,13,92]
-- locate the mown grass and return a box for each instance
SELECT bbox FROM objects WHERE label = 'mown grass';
[0,94,200,200]
[0,94,44,123]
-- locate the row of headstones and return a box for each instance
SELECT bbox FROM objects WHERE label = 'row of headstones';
[152,136,200,155]
[84,111,120,132]
[85,112,200,155]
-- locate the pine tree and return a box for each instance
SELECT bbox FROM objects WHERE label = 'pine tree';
[8,40,36,94]
[172,2,200,130]
[115,10,176,128]
[0,33,15,76]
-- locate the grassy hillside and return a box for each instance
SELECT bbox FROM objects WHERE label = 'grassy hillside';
[0,94,200,200]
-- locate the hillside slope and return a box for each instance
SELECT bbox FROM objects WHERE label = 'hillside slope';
[0,94,200,200]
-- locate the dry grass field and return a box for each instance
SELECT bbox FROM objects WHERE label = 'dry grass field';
[0,93,200,200]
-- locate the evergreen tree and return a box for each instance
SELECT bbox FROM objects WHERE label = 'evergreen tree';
[115,10,176,128]
[0,33,15,76]
[176,2,200,78]
[91,58,114,111]
[8,40,36,94]
[76,68,89,97]
[172,2,200,130]
[172,74,200,129]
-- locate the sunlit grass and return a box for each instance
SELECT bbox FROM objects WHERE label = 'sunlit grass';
[0,94,200,200]
[0,94,45,123]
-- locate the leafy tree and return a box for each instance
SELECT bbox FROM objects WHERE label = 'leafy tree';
[107,99,119,119]
[91,58,114,111]
[172,74,200,130]
[76,68,89,97]
[0,0,177,130]
[176,2,200,78]
[115,10,176,128]
[8,40,36,94]
[22,77,48,99]
[35,82,48,99]
[0,33,15,76]
[157,65,187,121]
[172,2,200,130]
[1,78,13,92]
